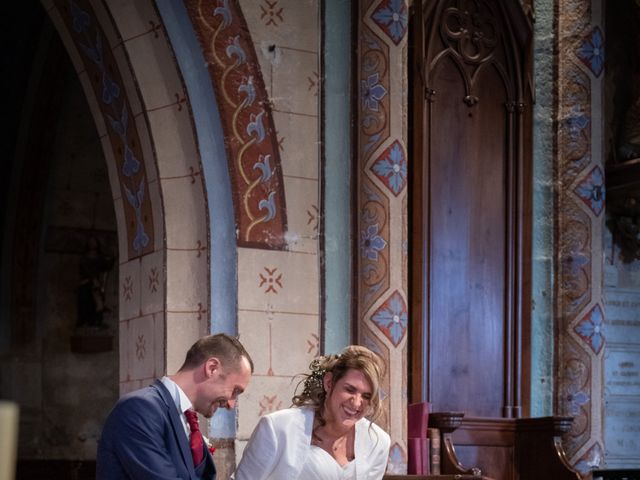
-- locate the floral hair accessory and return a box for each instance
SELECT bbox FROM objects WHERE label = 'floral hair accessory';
[302,357,326,397]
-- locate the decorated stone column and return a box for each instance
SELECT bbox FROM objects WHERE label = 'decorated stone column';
[555,0,606,471]
[357,0,409,474]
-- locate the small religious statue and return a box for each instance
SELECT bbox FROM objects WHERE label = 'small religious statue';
[76,235,115,329]
[617,6,640,161]
[618,89,640,161]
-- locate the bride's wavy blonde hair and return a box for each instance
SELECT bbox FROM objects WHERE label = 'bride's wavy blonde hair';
[291,345,386,426]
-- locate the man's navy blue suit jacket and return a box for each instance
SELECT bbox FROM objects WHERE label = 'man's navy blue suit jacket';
[96,380,215,480]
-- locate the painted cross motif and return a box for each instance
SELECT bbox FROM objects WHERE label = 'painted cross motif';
[260,0,284,27]
[148,267,159,293]
[135,334,146,360]
[307,333,319,355]
[189,240,206,258]
[574,165,604,216]
[307,205,319,231]
[576,27,604,78]
[371,290,408,347]
[574,304,605,354]
[371,140,407,196]
[259,394,283,415]
[123,275,134,301]
[258,267,283,294]
[276,131,285,152]
[372,0,408,45]
[307,71,319,96]
[196,302,207,321]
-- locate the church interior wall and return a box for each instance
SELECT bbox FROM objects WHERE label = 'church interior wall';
[2,0,640,478]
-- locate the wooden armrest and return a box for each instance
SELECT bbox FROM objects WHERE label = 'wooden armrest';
[428,412,483,477]
[515,417,581,480]
[423,413,581,480]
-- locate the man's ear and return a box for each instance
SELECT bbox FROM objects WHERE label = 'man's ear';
[323,372,333,392]
[204,357,221,377]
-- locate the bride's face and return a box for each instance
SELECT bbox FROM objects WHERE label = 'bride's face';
[323,368,373,429]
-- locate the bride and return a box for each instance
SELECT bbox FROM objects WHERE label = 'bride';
[232,345,390,480]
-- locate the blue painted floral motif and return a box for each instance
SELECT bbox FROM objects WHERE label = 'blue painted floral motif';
[372,0,408,45]
[560,251,590,310]
[574,304,605,354]
[71,1,90,33]
[361,73,387,112]
[238,76,256,106]
[574,166,605,216]
[122,145,141,177]
[573,445,603,475]
[68,1,149,256]
[213,0,232,28]
[576,27,604,77]
[564,105,590,153]
[106,106,140,178]
[567,112,590,136]
[124,179,150,253]
[247,110,266,143]
[78,33,103,66]
[102,72,120,104]
[371,291,408,347]
[253,154,273,183]
[364,133,382,154]
[361,224,387,261]
[567,390,589,416]
[258,191,277,221]
[106,104,127,137]
[226,35,246,64]
[372,140,407,195]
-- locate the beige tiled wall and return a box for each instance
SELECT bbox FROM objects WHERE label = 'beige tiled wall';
[235,0,321,454]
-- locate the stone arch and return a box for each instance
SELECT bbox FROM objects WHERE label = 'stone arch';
[43,0,211,392]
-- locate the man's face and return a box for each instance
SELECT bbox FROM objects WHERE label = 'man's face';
[197,356,252,418]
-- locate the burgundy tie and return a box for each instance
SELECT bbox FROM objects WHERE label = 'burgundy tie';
[184,410,204,466]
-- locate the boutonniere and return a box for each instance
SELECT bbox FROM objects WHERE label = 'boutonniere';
[203,435,216,456]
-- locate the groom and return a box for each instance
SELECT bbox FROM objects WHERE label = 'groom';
[96,334,253,480]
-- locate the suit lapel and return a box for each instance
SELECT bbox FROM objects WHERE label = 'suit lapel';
[152,380,196,478]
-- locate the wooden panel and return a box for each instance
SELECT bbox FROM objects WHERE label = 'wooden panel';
[451,418,517,480]
[456,446,514,480]
[429,53,508,417]
[409,0,534,421]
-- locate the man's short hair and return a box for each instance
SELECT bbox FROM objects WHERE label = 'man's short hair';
[180,333,254,373]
